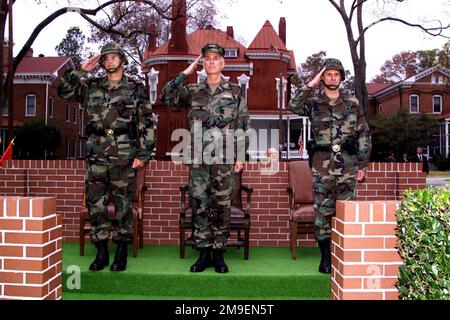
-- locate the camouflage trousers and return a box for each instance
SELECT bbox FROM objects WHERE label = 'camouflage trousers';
[86,161,136,244]
[189,164,234,250]
[313,173,357,241]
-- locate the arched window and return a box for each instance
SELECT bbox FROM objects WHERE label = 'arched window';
[48,97,54,118]
[276,77,287,110]
[149,68,159,104]
[237,74,251,103]
[197,69,207,83]
[65,103,70,122]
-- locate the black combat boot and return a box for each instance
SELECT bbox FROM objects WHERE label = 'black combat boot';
[190,248,212,272]
[89,239,109,271]
[212,249,229,274]
[110,241,128,272]
[318,238,332,274]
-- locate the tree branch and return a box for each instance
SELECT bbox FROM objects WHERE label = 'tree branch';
[13,0,175,72]
[356,17,450,45]
[328,0,349,23]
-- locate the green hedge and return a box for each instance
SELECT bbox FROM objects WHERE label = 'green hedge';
[396,185,450,300]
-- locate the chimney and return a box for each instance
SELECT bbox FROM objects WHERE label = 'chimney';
[3,41,10,63]
[226,26,234,39]
[147,24,157,52]
[279,17,286,45]
[25,47,33,57]
[169,0,187,54]
[405,64,416,79]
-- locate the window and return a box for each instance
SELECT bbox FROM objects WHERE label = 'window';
[377,104,382,115]
[432,76,438,83]
[224,48,238,58]
[409,95,419,113]
[25,94,36,116]
[65,103,70,122]
[73,139,77,158]
[48,97,54,118]
[2,102,8,116]
[79,109,84,135]
[276,77,287,110]
[438,76,443,84]
[73,105,77,124]
[237,74,251,103]
[433,95,442,113]
[197,69,207,83]
[65,139,70,159]
[149,68,159,104]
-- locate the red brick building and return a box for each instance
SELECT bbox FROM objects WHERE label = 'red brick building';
[142,0,307,160]
[367,65,450,158]
[1,44,84,159]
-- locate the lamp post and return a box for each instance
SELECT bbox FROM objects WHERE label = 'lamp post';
[271,45,284,161]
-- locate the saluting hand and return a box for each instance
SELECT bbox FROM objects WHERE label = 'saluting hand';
[235,161,244,173]
[182,55,202,76]
[132,159,145,169]
[81,54,101,73]
[308,67,327,88]
[357,170,366,182]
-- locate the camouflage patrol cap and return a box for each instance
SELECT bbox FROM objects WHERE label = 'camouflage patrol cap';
[323,58,345,80]
[201,43,225,57]
[99,42,129,68]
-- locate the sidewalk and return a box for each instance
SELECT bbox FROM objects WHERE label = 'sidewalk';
[426,171,450,186]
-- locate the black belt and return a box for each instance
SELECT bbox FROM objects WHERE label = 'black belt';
[89,128,129,137]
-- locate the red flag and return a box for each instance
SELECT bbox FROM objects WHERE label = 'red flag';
[298,135,304,158]
[0,138,15,167]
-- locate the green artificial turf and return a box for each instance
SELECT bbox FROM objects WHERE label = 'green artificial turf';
[62,243,331,300]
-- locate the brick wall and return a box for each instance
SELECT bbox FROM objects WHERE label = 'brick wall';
[331,201,402,300]
[0,196,62,300]
[0,161,425,247]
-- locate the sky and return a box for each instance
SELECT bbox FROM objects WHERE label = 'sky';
[10,0,450,81]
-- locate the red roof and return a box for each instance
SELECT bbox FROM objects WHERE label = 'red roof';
[190,28,247,62]
[366,83,391,95]
[438,111,450,120]
[247,20,288,52]
[148,26,248,63]
[288,50,297,73]
[149,36,201,57]
[13,56,71,74]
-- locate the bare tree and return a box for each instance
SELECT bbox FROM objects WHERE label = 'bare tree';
[88,0,220,78]
[0,0,182,137]
[328,0,449,118]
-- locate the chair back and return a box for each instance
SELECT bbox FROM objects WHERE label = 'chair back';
[133,166,147,203]
[288,161,313,205]
[231,171,243,209]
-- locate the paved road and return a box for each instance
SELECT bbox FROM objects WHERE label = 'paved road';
[426,177,450,186]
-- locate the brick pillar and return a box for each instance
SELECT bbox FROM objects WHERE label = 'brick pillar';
[0,197,62,300]
[331,201,402,300]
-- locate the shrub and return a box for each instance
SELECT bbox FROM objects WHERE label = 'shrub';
[396,186,450,299]
[433,155,450,171]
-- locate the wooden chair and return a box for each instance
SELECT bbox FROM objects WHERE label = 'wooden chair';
[79,166,147,257]
[179,171,253,260]
[286,161,316,259]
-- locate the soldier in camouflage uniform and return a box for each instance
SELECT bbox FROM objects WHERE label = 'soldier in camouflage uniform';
[288,58,371,273]
[58,43,155,272]
[161,44,250,273]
